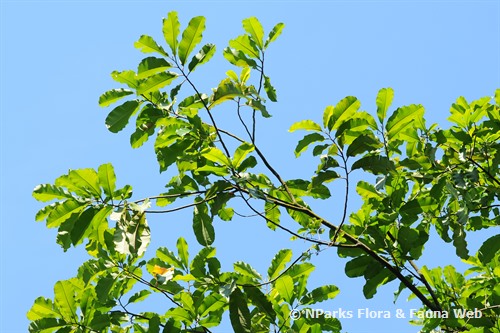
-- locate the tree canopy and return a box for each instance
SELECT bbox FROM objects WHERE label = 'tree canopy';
[28,12,499,333]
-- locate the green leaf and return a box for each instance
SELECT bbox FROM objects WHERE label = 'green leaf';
[211,78,244,107]
[223,47,258,68]
[356,181,382,200]
[165,307,193,325]
[268,249,292,280]
[295,133,325,157]
[157,247,184,270]
[46,199,86,228]
[54,280,77,322]
[178,16,206,65]
[193,199,214,246]
[98,88,133,107]
[386,104,425,142]
[264,75,278,102]
[70,207,96,246]
[33,184,73,202]
[98,163,116,198]
[265,22,285,47]
[351,155,395,174]
[137,71,178,95]
[188,43,216,72]
[287,262,315,280]
[242,17,264,49]
[243,286,275,321]
[202,147,231,167]
[478,234,500,265]
[494,88,500,106]
[198,293,226,318]
[229,35,259,59]
[376,87,394,123]
[233,142,255,168]
[134,35,168,56]
[28,318,69,333]
[68,168,101,197]
[246,99,271,118]
[163,12,180,56]
[27,297,61,320]
[176,237,189,269]
[229,288,252,333]
[275,275,294,303]
[264,202,280,230]
[137,57,173,79]
[105,100,141,133]
[363,269,393,299]
[234,261,262,280]
[324,96,361,131]
[111,70,138,89]
[128,290,151,304]
[289,120,322,133]
[301,285,339,305]
[345,256,373,278]
[114,212,150,257]
[346,133,383,157]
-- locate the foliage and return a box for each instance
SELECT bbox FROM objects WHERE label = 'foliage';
[29,12,499,333]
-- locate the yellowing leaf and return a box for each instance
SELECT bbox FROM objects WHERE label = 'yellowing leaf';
[152,265,175,280]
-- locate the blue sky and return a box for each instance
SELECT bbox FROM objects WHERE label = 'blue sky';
[1,1,499,332]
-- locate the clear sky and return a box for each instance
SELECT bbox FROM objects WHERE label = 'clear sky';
[1,1,499,332]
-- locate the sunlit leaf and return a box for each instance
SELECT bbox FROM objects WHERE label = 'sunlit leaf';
[136,71,178,95]
[188,43,216,72]
[137,57,173,79]
[229,35,259,59]
[28,318,69,333]
[263,75,277,102]
[134,35,168,56]
[198,293,226,318]
[176,237,189,269]
[233,142,254,168]
[53,280,77,322]
[265,22,285,47]
[163,11,180,56]
[27,297,61,321]
[386,104,425,142]
[289,120,322,132]
[68,168,101,198]
[268,249,292,280]
[234,261,262,280]
[275,275,294,303]
[223,47,258,68]
[128,290,151,304]
[111,70,138,89]
[301,285,339,305]
[202,147,231,167]
[46,199,86,228]
[98,88,134,107]
[295,133,325,157]
[242,17,264,49]
[376,87,394,123]
[178,16,206,65]
[98,163,116,199]
[325,96,360,131]
[33,184,74,202]
[193,199,214,246]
